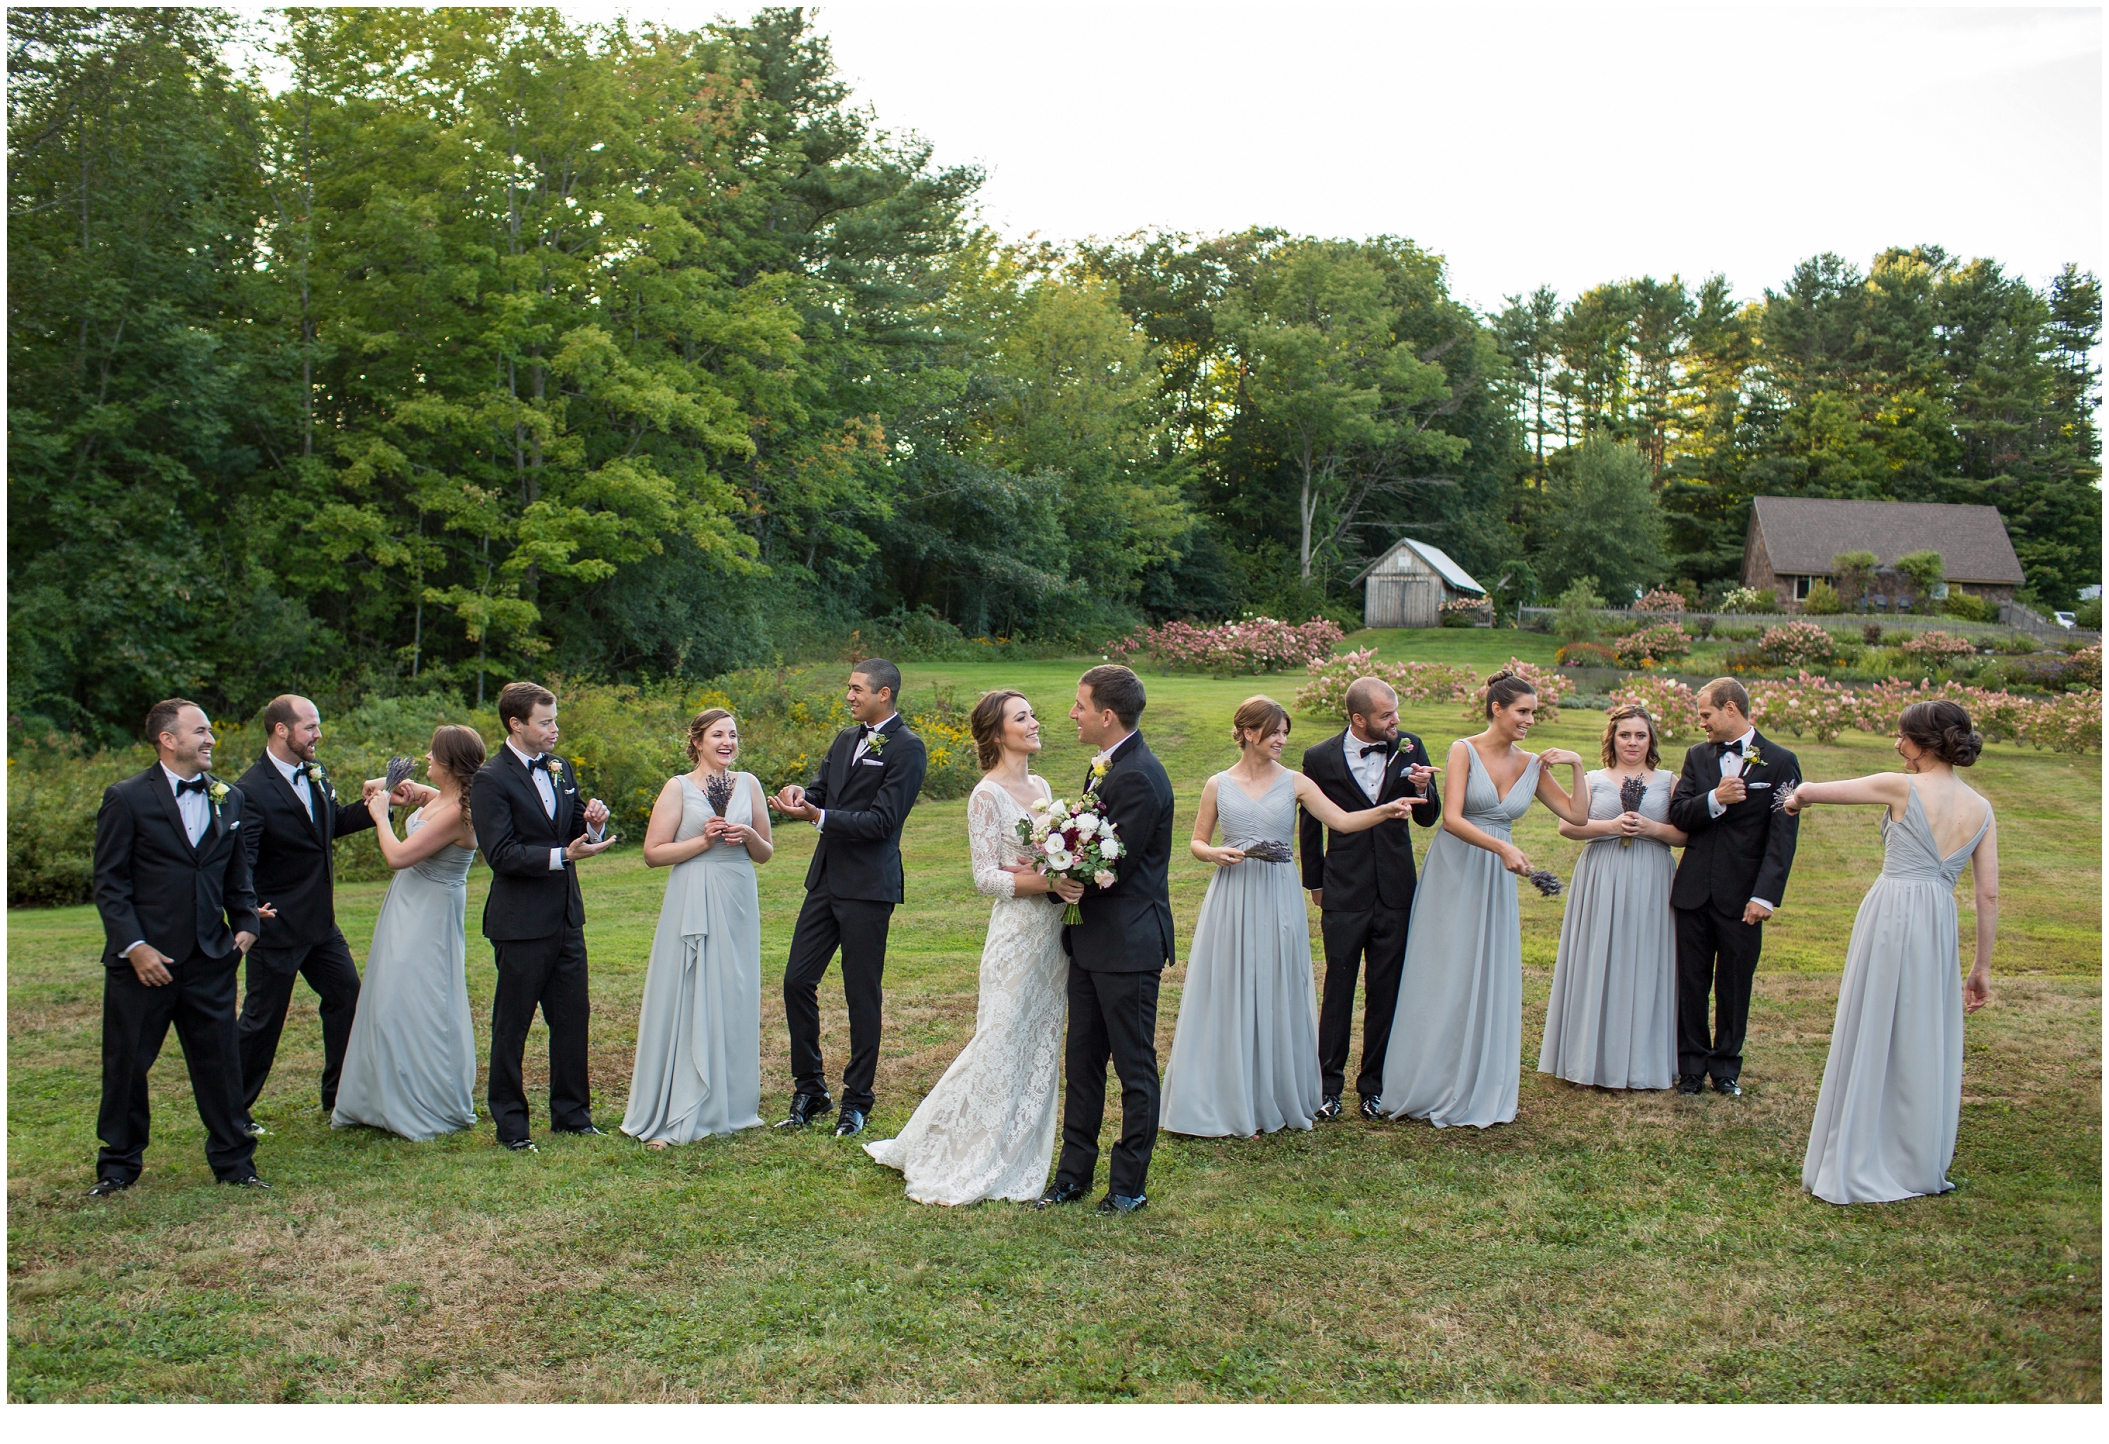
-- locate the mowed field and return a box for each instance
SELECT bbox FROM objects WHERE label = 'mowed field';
[7,633,2101,1401]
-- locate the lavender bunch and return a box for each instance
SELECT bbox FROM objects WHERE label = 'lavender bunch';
[704,770,737,816]
[384,756,416,796]
[1772,776,1803,815]
[1618,774,1646,847]
[1240,839,1294,864]
[1527,869,1564,898]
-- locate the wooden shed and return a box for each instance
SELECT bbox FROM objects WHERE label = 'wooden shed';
[1351,539,1487,628]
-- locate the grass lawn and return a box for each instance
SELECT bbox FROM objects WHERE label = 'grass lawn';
[7,634,2100,1401]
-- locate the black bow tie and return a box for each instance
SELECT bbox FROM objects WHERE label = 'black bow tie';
[1716,740,1744,757]
[174,776,208,796]
[1358,743,1391,759]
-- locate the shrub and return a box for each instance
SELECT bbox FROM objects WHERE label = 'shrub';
[2076,596,2103,630]
[1296,649,1478,719]
[1465,658,1574,724]
[1551,577,1607,642]
[1758,621,1837,668]
[1632,588,1687,614]
[1745,672,2100,751]
[1894,550,1946,600]
[1439,596,1492,629]
[1606,675,1704,740]
[1897,630,1978,665]
[1555,642,1619,668]
[1692,617,1715,639]
[1801,580,1842,615]
[1612,623,1693,667]
[1719,586,1762,613]
[1107,616,1345,677]
[1940,592,1999,623]
[1992,631,2045,656]
[1862,622,1886,646]
[2062,642,2103,691]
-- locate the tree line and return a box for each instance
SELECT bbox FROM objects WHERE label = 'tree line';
[8,6,2100,742]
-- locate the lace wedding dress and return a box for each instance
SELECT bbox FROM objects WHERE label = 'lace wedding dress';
[864,776,1068,1204]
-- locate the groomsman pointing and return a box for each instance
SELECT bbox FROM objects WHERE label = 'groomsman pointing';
[1298,677,1442,1120]
[89,699,268,1194]
[234,695,376,1134]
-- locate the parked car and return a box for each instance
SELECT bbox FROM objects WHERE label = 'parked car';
[2054,611,2076,629]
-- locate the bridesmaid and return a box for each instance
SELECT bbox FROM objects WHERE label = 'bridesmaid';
[1787,699,1998,1205]
[621,708,774,1148]
[332,725,485,1141]
[1160,696,1412,1138]
[1537,704,1686,1090]
[1380,671,1589,1128]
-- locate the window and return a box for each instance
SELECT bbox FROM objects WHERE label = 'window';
[1792,575,1812,600]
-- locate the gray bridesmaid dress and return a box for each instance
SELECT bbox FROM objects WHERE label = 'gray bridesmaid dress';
[620,773,764,1144]
[1537,769,1677,1089]
[331,809,479,1140]
[1802,781,1991,1204]
[1160,769,1324,1137]
[1380,747,1541,1129]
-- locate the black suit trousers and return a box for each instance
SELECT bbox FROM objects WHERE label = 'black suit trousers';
[488,928,594,1141]
[1055,965,1161,1199]
[1674,903,1764,1081]
[1317,904,1409,1100]
[97,948,257,1184]
[783,887,893,1112]
[236,929,361,1116]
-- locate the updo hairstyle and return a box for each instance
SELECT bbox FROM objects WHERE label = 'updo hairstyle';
[1599,704,1661,770]
[1898,699,1983,768]
[1232,695,1291,749]
[686,707,737,766]
[969,689,1028,771]
[1484,670,1538,718]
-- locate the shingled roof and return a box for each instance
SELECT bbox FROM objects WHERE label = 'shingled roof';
[1751,497,2025,584]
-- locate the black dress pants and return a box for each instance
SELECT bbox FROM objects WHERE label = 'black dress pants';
[97,949,257,1184]
[236,928,361,1119]
[1055,965,1162,1199]
[488,927,593,1142]
[783,887,893,1112]
[1674,903,1765,1082]
[1317,903,1409,1100]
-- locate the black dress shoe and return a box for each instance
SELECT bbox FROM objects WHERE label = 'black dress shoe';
[87,1177,131,1198]
[1710,1076,1744,1097]
[1314,1095,1342,1121]
[1676,1074,1704,1095]
[503,1138,539,1153]
[225,1174,272,1190]
[1095,1191,1147,1215]
[556,1123,607,1136]
[1032,1181,1088,1209]
[774,1092,835,1128]
[832,1108,867,1138]
[1359,1095,1383,1120]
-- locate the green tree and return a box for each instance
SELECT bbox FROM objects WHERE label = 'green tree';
[1532,439,1667,601]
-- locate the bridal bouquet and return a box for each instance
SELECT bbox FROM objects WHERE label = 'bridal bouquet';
[1017,796,1123,925]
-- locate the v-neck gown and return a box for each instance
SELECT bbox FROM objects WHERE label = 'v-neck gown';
[1381,748,1542,1128]
[1160,769,1324,1137]
[1802,782,1992,1205]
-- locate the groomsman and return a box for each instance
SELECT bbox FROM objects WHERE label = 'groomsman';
[1666,678,1801,1096]
[89,699,268,1194]
[1298,677,1442,1120]
[769,658,928,1138]
[471,681,614,1151]
[233,695,375,1133]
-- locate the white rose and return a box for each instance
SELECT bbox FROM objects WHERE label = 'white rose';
[1045,849,1071,871]
[1094,869,1116,889]
[1073,814,1099,838]
[1049,799,1070,818]
[1097,836,1121,859]
[1029,796,1050,812]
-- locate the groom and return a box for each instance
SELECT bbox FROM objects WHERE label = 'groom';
[769,658,928,1138]
[1666,677,1800,1096]
[472,680,613,1151]
[1038,664,1175,1215]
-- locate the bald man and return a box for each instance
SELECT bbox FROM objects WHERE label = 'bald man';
[233,695,377,1132]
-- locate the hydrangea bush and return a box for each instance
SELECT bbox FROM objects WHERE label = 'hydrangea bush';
[1608,671,2099,752]
[1758,621,1837,668]
[1896,630,1979,664]
[1612,623,1693,667]
[1632,588,1688,614]
[1605,676,1704,740]
[1107,617,1346,678]
[1295,648,1479,718]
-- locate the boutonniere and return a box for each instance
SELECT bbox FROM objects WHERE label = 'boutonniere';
[865,728,888,754]
[206,777,230,809]
[1744,744,1765,770]
[1086,750,1112,790]
[303,761,325,785]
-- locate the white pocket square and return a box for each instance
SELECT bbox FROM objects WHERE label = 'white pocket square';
[859,758,884,767]
[229,819,241,829]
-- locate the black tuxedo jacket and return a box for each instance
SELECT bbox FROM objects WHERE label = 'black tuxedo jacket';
[93,766,259,967]
[802,714,928,905]
[472,746,590,942]
[1298,729,1443,912]
[1064,733,1176,973]
[237,755,375,950]
[1667,729,1801,914]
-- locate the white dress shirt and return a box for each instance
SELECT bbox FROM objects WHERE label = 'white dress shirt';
[506,738,601,869]
[1704,725,1776,914]
[814,713,897,833]
[123,765,214,958]
[270,749,315,820]
[1343,730,1390,803]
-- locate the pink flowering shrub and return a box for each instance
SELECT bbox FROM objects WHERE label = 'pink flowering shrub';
[1896,630,1978,664]
[1295,648,1477,718]
[1758,621,1837,669]
[1464,657,1574,724]
[1632,588,1688,614]
[1612,623,1693,666]
[2062,642,2102,690]
[1606,676,1704,740]
[1744,672,2099,751]
[1107,616,1345,678]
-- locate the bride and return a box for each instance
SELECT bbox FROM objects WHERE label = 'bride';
[865,689,1067,1204]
